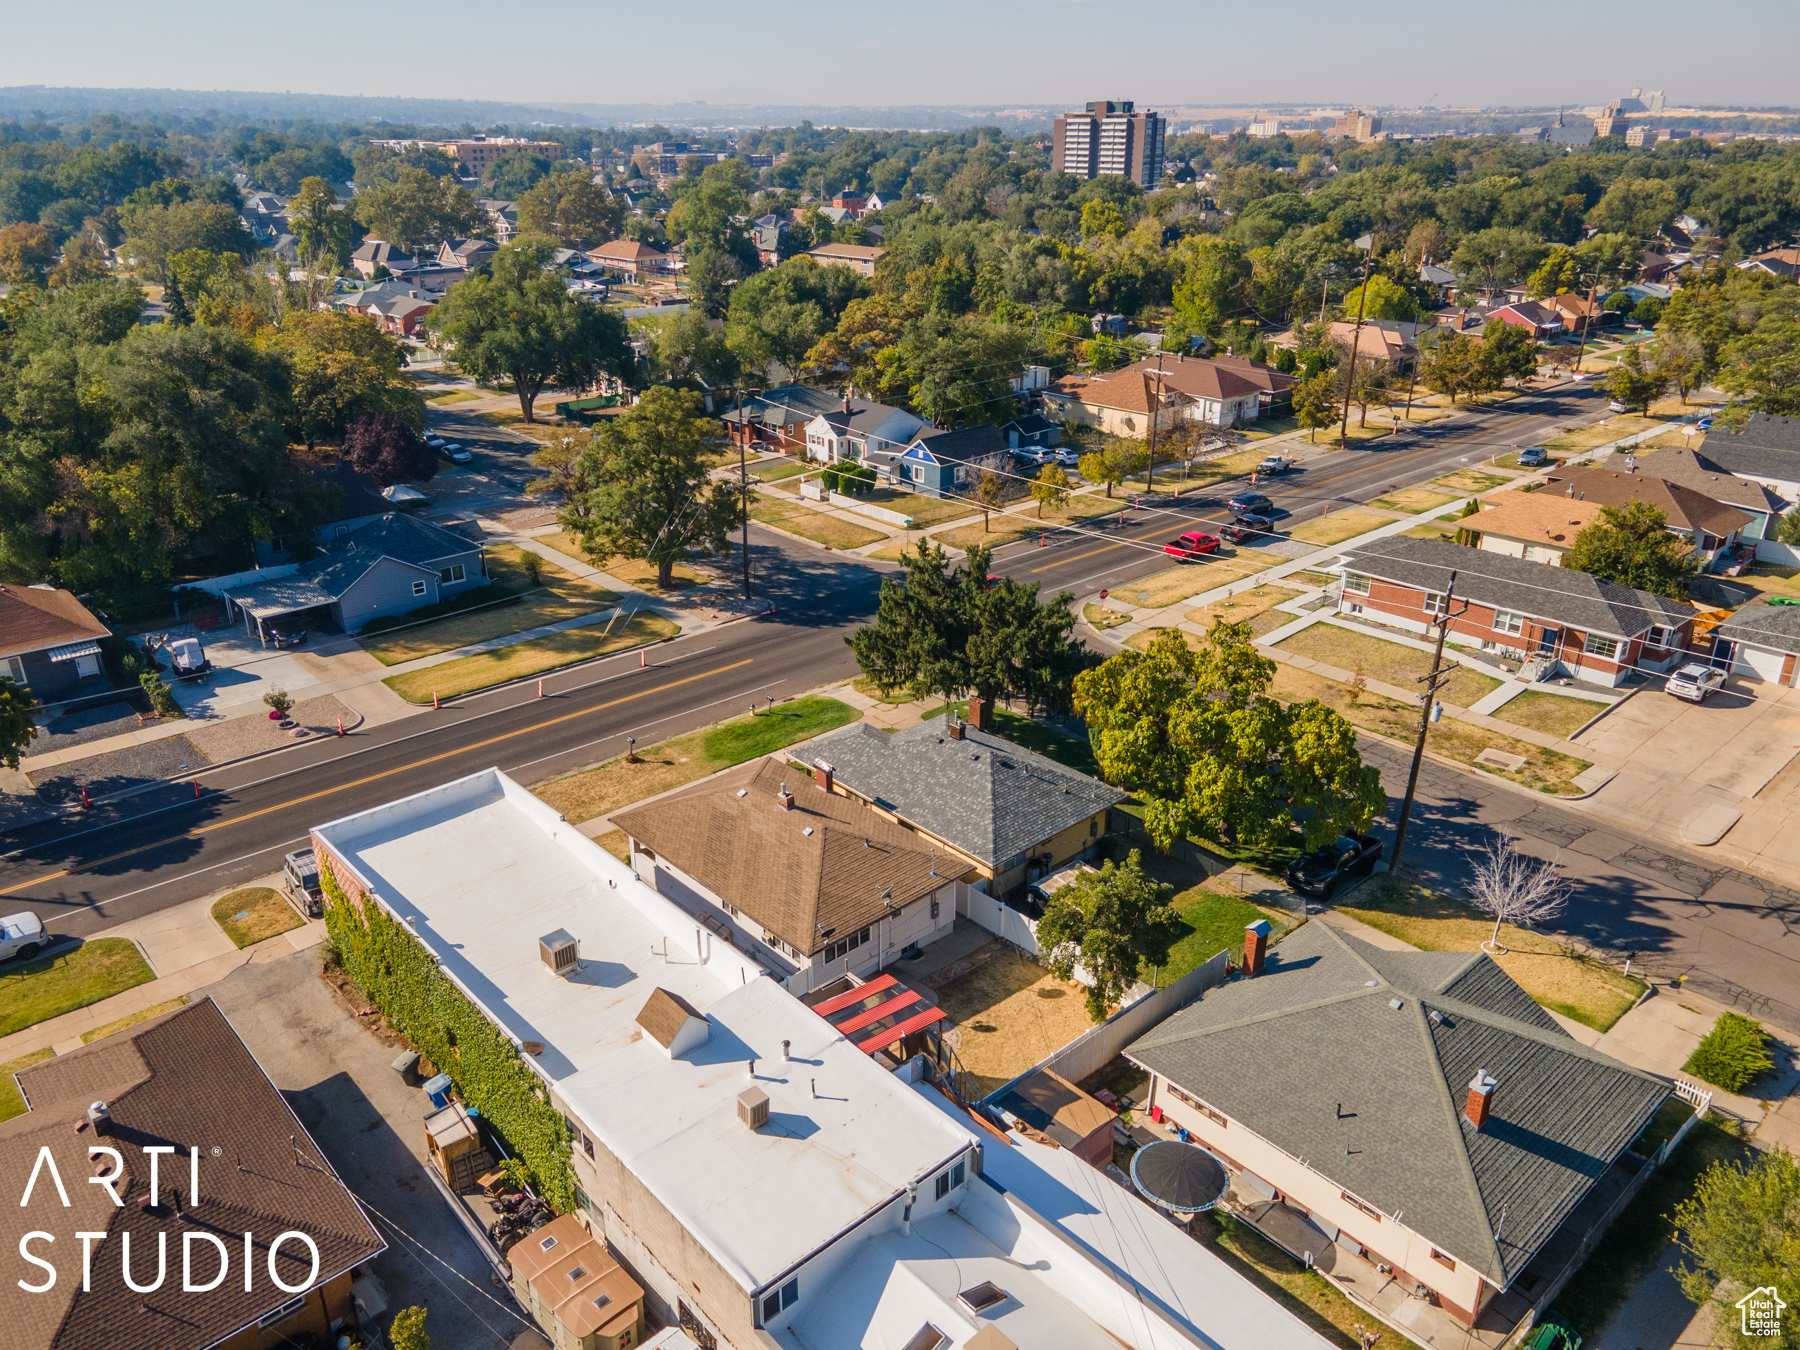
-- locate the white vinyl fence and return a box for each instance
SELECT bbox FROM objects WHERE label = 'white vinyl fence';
[956,881,1045,960]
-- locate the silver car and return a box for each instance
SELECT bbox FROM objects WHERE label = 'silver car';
[1665,662,1725,703]
[0,911,45,962]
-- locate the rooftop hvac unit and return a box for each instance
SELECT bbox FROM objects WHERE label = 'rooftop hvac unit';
[539,929,580,976]
[737,1086,769,1130]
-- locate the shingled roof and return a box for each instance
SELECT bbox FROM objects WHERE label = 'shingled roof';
[1714,597,1800,658]
[1541,466,1752,538]
[612,757,946,954]
[0,585,108,661]
[0,999,384,1350]
[1127,923,1667,1287]
[1338,535,1692,639]
[791,715,1125,869]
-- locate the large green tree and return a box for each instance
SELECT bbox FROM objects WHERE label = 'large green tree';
[1037,851,1184,1021]
[351,166,484,254]
[1563,500,1694,597]
[1603,344,1672,414]
[725,255,867,379]
[120,201,255,281]
[1672,1148,1799,1350]
[558,386,738,588]
[425,241,632,422]
[637,309,741,390]
[289,177,353,269]
[1073,624,1384,853]
[0,677,38,770]
[268,309,423,450]
[516,174,623,250]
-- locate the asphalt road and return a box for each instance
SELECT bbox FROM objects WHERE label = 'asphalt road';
[0,529,884,939]
[986,380,1611,598]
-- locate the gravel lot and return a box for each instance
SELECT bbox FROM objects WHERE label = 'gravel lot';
[27,732,210,802]
[32,695,158,754]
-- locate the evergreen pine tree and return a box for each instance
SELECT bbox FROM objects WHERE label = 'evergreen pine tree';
[163,268,192,327]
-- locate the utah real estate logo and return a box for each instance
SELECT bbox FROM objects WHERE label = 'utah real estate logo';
[1737,1286,1787,1338]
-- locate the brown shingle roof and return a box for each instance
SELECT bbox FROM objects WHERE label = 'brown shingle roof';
[1542,466,1753,537]
[588,239,664,262]
[1117,356,1263,402]
[635,987,707,1049]
[1467,490,1605,549]
[0,999,384,1350]
[613,758,944,954]
[0,585,109,661]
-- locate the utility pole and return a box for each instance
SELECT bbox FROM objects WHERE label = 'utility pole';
[1390,571,1460,877]
[1571,286,1597,375]
[1337,234,1376,452]
[736,386,751,599]
[1144,348,1167,493]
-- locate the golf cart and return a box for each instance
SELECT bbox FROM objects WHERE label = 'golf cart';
[167,636,211,680]
[283,848,324,918]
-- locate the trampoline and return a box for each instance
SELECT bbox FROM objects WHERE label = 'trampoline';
[1130,1140,1228,1214]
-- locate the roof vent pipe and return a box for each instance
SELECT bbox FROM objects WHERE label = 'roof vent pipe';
[902,1181,918,1236]
[777,782,794,811]
[781,1039,791,1061]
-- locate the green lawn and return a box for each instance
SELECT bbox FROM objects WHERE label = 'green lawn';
[383,611,680,702]
[0,1047,55,1122]
[1156,875,1288,984]
[211,887,303,948]
[753,459,810,482]
[1490,690,1609,739]
[1274,622,1503,708]
[0,939,155,1037]
[705,695,859,762]
[82,997,189,1044]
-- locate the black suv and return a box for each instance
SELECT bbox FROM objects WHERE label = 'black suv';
[1285,833,1383,900]
[1227,492,1275,516]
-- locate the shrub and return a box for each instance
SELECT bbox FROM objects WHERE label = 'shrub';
[821,468,840,492]
[1683,1012,1772,1092]
[139,672,182,718]
[262,688,293,718]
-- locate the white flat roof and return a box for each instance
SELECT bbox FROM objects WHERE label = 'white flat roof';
[312,769,765,1081]
[557,977,976,1294]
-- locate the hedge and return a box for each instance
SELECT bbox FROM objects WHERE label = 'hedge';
[320,856,574,1210]
[1683,1011,1773,1093]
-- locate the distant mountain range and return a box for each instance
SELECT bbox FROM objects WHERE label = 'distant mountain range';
[0,86,1061,132]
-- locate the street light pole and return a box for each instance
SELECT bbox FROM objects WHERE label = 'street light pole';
[1337,234,1376,452]
[1390,571,1461,877]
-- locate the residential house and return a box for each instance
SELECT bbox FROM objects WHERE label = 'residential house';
[891,423,1010,497]
[1707,598,1800,685]
[1002,410,1062,450]
[365,292,436,337]
[801,396,926,465]
[749,214,790,267]
[720,384,846,452]
[1542,465,1752,570]
[830,192,868,217]
[478,198,519,241]
[613,757,958,996]
[311,767,1327,1350]
[1271,319,1426,371]
[805,242,888,276]
[1606,282,1673,308]
[437,237,498,271]
[1542,291,1604,332]
[223,514,486,640]
[1639,251,1676,284]
[791,713,1126,900]
[1459,490,1605,565]
[509,1213,646,1350]
[1686,414,1800,502]
[588,239,668,278]
[1483,300,1565,341]
[1739,246,1800,280]
[1045,355,1269,435]
[1210,352,1299,412]
[257,458,396,565]
[0,999,385,1350]
[350,238,415,279]
[1418,262,1459,298]
[0,584,110,697]
[1127,922,1668,1330]
[1632,444,1796,560]
[1333,535,1695,684]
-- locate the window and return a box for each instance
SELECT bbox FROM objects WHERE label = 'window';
[1584,634,1619,660]
[935,1171,951,1200]
[567,1266,587,1282]
[951,1160,965,1188]
[911,464,926,483]
[538,1235,560,1253]
[1090,819,1099,837]
[1422,591,1446,616]
[1431,1248,1456,1270]
[268,536,285,554]
[1343,572,1371,596]
[3,657,23,683]
[1165,1083,1228,1126]
[334,524,350,538]
[825,926,873,963]
[440,563,465,584]
[1492,609,1524,636]
[256,1296,307,1329]
[411,580,428,597]
[1340,1190,1383,1220]
[1647,625,1678,648]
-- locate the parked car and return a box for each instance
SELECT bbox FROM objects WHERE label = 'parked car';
[1607,399,1629,413]
[1227,492,1275,516]
[448,445,473,465]
[0,911,45,963]
[167,636,210,678]
[425,434,447,449]
[1011,448,1051,467]
[1163,531,1220,560]
[1665,662,1726,703]
[268,623,307,648]
[1256,455,1295,475]
[1219,521,1264,545]
[1695,415,1717,431]
[1285,834,1383,900]
[1231,512,1274,533]
[1515,446,1551,467]
[283,848,323,918]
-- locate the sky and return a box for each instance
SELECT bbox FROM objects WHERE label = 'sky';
[3,0,1796,112]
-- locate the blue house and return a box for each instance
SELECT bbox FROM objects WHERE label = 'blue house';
[1003,412,1061,450]
[890,424,1009,499]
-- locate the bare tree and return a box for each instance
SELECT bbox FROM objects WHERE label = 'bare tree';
[1468,836,1572,953]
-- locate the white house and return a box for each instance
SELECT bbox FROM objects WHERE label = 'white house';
[802,397,926,465]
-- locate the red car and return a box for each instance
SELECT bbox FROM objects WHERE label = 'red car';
[1163,531,1220,560]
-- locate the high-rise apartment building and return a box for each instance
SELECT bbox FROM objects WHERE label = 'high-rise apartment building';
[1052,100,1167,188]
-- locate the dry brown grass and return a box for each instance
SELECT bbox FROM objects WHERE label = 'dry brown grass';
[538,532,711,591]
[1084,603,1131,629]
[1113,565,1231,611]
[1541,413,1673,455]
[935,950,1096,1098]
[1185,583,1300,633]
[590,829,631,862]
[1490,690,1610,739]
[81,997,190,1044]
[750,493,888,549]
[210,888,303,948]
[1286,508,1396,546]
[474,407,568,442]
[536,728,715,822]
[1338,876,1645,1030]
[1274,623,1502,708]
[383,612,679,702]
[1431,469,1513,495]
[1367,487,1459,514]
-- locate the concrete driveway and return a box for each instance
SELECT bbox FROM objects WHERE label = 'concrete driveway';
[168,629,379,720]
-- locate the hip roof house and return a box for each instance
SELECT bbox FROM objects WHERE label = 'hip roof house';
[0,584,110,699]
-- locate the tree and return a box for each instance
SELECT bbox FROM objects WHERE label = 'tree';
[120,201,255,281]
[1527,247,1579,299]
[1603,344,1671,414]
[351,166,483,254]
[1450,227,1547,295]
[1403,219,1449,266]
[1292,370,1338,439]
[1168,235,1251,337]
[0,677,38,770]
[1079,199,1128,240]
[483,152,554,198]
[1466,836,1571,953]
[0,222,56,286]
[289,177,353,268]
[1587,177,1679,241]
[1419,331,1496,405]
[1563,500,1695,597]
[1030,464,1071,518]
[1073,624,1384,853]
[1672,1149,1800,1349]
[725,255,865,379]
[526,426,601,511]
[48,233,110,289]
[559,386,737,588]
[1649,331,1704,404]
[390,1305,431,1350]
[1336,274,1424,323]
[516,174,623,250]
[343,413,437,488]
[425,241,632,422]
[1036,851,1184,1021]
[269,309,423,450]
[161,266,192,327]
[1342,360,1390,429]
[974,471,1005,531]
[637,309,741,390]
[1077,442,1140,498]
[1477,321,1542,388]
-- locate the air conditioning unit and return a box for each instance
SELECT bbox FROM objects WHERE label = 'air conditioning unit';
[737,1087,769,1130]
[539,929,579,976]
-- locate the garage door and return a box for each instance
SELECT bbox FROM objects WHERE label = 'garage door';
[1735,644,1789,683]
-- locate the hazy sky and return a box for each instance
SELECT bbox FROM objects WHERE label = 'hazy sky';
[4,0,1795,111]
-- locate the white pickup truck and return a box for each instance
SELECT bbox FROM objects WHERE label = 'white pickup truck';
[0,911,45,963]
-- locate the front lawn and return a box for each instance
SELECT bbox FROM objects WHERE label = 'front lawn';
[81,997,190,1044]
[1114,564,1233,611]
[865,490,977,528]
[1490,689,1610,739]
[1430,468,1512,494]
[750,492,888,550]
[1155,871,1290,984]
[1285,508,1395,547]
[1187,583,1302,635]
[359,545,622,664]
[1274,623,1503,708]
[0,1047,54,1122]
[538,531,712,592]
[703,695,859,763]
[383,611,679,702]
[1541,413,1674,456]
[210,887,303,948]
[427,389,479,404]
[1337,875,1644,1030]
[1366,487,1459,514]
[0,938,155,1037]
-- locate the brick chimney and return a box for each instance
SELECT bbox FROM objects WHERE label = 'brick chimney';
[813,760,834,793]
[1452,308,1466,332]
[946,720,965,741]
[967,693,992,732]
[777,781,794,811]
[1244,920,1271,976]
[842,391,851,413]
[1465,1070,1497,1129]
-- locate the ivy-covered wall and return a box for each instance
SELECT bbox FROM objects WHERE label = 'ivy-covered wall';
[319,852,575,1212]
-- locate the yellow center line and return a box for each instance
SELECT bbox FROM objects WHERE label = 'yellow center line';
[0,659,754,897]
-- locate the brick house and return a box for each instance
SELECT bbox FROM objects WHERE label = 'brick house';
[1333,536,1695,685]
[1483,301,1565,341]
[804,242,888,276]
[587,240,669,278]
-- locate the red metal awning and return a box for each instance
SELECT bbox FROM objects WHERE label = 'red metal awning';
[856,1006,947,1054]
[809,974,897,1018]
[833,988,922,1038]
